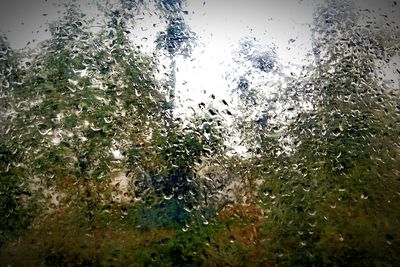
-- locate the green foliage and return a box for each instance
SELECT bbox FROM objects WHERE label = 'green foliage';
[0,145,36,246]
[126,117,224,228]
[252,2,400,265]
[1,1,400,266]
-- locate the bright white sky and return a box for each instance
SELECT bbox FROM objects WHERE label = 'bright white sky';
[0,0,398,118]
[0,0,316,115]
[130,0,317,117]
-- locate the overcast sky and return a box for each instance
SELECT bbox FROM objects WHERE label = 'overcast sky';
[1,0,398,117]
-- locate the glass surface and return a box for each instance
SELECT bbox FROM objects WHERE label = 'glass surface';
[1,0,399,265]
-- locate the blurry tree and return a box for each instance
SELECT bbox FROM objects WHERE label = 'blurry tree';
[127,115,225,228]
[3,4,165,222]
[256,0,400,265]
[156,0,196,114]
[0,35,36,246]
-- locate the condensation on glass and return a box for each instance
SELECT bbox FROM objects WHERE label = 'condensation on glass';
[0,0,399,265]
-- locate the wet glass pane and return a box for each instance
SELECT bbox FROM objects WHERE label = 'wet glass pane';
[0,0,399,265]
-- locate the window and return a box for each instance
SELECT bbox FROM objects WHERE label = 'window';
[1,0,399,265]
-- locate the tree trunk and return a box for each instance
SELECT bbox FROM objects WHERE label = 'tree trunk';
[169,55,176,109]
[163,54,176,130]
